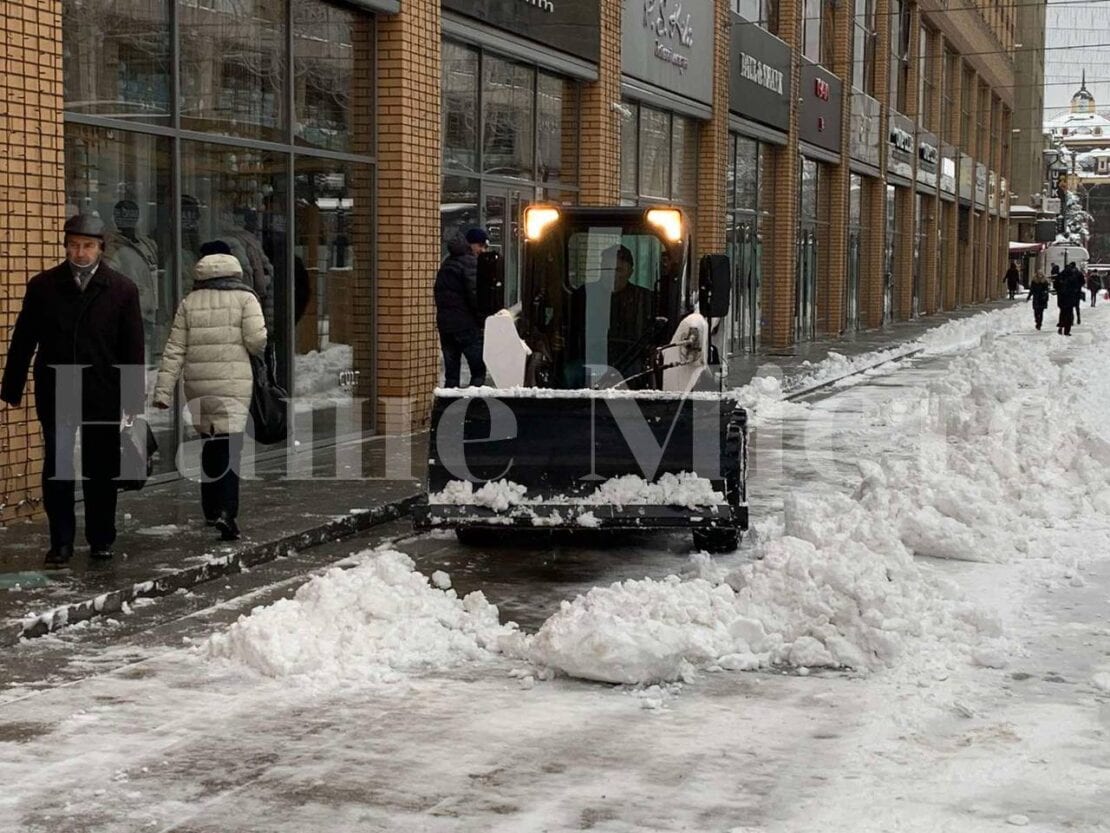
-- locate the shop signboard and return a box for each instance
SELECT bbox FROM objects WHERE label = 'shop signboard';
[798,60,842,154]
[1000,177,1009,218]
[888,112,915,181]
[728,13,791,132]
[444,0,601,63]
[622,0,714,105]
[959,153,973,202]
[939,143,957,198]
[917,131,939,190]
[975,162,988,208]
[989,170,998,214]
[849,91,881,169]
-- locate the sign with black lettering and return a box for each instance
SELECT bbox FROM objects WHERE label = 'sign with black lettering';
[444,0,600,63]
[728,13,791,131]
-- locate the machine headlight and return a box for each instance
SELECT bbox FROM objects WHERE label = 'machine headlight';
[646,208,684,243]
[524,206,561,240]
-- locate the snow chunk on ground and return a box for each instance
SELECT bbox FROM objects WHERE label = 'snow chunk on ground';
[203,550,521,684]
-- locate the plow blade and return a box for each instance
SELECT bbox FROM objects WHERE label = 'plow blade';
[414,390,747,536]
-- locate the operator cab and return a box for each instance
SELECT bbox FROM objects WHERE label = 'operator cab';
[517,206,689,390]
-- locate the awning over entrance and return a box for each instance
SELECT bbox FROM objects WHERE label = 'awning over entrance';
[1008,241,1046,255]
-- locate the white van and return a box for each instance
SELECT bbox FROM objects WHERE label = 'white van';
[1040,243,1090,275]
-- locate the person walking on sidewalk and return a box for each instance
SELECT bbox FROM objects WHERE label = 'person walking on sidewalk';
[1056,263,1082,336]
[1,214,146,567]
[152,244,266,541]
[1003,261,1021,300]
[1062,261,1085,325]
[434,227,488,388]
[1088,269,1103,307]
[1027,271,1051,330]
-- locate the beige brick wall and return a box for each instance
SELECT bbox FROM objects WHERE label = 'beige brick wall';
[817,1,852,337]
[0,0,63,523]
[761,0,801,349]
[375,0,440,430]
[578,0,620,205]
[694,0,729,256]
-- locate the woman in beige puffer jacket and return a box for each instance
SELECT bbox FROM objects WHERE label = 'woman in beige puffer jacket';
[153,248,267,540]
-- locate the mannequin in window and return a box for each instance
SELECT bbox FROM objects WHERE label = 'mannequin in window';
[105,199,160,361]
[181,194,201,295]
[218,206,275,331]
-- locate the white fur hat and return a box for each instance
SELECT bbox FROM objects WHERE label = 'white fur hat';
[194,253,243,281]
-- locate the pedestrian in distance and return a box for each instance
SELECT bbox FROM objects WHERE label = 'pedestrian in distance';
[1026,271,1051,330]
[152,243,267,542]
[1062,261,1084,325]
[1056,262,1083,336]
[1003,261,1021,300]
[1088,269,1103,307]
[0,214,146,567]
[434,227,489,388]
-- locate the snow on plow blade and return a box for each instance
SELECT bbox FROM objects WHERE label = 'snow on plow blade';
[414,389,748,532]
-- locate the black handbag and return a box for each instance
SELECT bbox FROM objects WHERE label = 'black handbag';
[119,418,158,491]
[249,343,289,445]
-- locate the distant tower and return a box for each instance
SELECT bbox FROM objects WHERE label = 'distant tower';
[1070,70,1096,115]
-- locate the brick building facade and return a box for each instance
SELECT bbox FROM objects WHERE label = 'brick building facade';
[0,0,1019,520]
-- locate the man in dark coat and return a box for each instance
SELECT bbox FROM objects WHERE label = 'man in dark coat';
[1062,261,1085,325]
[1,214,146,566]
[434,227,488,387]
[1002,261,1020,299]
[1088,268,1103,307]
[1055,262,1083,336]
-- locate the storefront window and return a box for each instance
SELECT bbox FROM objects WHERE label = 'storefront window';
[295,1,373,154]
[620,105,638,198]
[639,106,671,200]
[179,0,287,142]
[889,0,910,114]
[63,0,171,123]
[64,0,378,466]
[443,42,480,172]
[732,0,777,30]
[538,73,579,187]
[483,55,535,179]
[620,101,699,207]
[671,116,699,204]
[852,0,875,94]
[292,157,374,445]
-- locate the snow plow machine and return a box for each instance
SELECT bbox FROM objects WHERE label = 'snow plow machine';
[413,205,748,553]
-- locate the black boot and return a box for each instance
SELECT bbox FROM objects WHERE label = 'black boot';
[43,544,74,568]
[89,546,114,561]
[214,512,240,542]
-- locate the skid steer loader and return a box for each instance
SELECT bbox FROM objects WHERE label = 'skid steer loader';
[413,205,748,552]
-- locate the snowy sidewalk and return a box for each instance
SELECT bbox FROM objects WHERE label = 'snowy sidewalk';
[0,298,1018,647]
[0,434,423,646]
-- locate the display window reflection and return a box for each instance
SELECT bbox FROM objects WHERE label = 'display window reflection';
[292,158,374,444]
[179,0,287,141]
[294,1,374,154]
[63,0,171,123]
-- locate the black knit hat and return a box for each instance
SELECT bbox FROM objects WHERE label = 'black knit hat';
[199,240,233,257]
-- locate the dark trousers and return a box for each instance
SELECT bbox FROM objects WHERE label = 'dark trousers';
[1058,306,1075,334]
[42,421,120,550]
[1033,305,1045,328]
[1007,286,1017,299]
[440,328,486,388]
[1092,291,1099,307]
[200,433,243,521]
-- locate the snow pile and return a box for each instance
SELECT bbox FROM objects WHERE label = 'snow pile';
[203,549,522,684]
[530,308,1098,685]
[293,343,353,396]
[430,472,726,510]
[529,488,1002,684]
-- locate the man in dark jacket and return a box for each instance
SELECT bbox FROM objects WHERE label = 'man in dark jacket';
[1,214,146,566]
[1002,261,1020,299]
[1062,261,1085,325]
[1056,262,1084,336]
[434,227,488,387]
